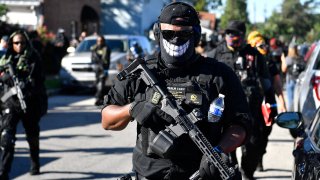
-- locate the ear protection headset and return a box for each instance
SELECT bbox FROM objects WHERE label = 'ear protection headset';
[153,2,201,46]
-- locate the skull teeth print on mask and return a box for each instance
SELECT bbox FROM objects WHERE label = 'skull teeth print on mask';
[159,33,195,69]
[163,38,190,57]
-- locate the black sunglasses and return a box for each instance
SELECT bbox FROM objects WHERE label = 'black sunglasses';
[161,30,194,40]
[257,44,268,49]
[13,41,25,45]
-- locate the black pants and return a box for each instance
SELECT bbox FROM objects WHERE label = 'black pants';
[0,107,41,179]
[240,95,271,178]
[95,71,108,104]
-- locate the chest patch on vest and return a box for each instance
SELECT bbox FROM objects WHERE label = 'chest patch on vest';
[167,86,186,100]
[186,93,202,105]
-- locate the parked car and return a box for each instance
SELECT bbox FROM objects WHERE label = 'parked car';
[293,41,320,128]
[59,34,153,91]
[276,109,320,180]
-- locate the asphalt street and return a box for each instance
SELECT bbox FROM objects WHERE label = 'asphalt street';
[10,95,295,180]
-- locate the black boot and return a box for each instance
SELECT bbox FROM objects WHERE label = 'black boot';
[0,145,15,180]
[29,162,40,175]
[256,158,264,172]
[0,172,9,180]
[27,137,40,175]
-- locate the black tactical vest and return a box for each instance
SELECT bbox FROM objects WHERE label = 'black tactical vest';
[211,43,266,101]
[135,57,224,159]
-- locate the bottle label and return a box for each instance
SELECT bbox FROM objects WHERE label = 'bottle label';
[212,107,222,117]
[208,106,223,123]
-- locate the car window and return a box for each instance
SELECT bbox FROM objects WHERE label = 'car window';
[139,37,152,55]
[106,39,126,52]
[76,38,126,53]
[76,39,96,52]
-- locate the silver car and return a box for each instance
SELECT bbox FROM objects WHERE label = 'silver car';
[294,41,320,127]
[59,35,152,91]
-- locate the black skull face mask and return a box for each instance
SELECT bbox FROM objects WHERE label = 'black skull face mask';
[159,32,195,69]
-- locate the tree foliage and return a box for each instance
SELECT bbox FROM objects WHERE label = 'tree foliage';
[216,0,320,43]
[192,0,222,12]
[252,0,319,43]
[219,0,249,31]
[0,4,8,17]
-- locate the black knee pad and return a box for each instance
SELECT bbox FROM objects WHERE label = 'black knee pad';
[0,129,15,149]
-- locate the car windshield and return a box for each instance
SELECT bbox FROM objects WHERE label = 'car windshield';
[76,39,126,53]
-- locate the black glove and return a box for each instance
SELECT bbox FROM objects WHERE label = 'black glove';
[199,155,217,180]
[129,100,174,127]
[199,151,230,180]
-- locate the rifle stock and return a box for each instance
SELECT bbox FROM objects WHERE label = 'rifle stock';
[117,59,235,180]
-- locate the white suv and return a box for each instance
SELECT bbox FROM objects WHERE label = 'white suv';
[59,35,153,91]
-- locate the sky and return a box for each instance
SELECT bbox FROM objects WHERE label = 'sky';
[210,0,309,23]
[247,0,282,23]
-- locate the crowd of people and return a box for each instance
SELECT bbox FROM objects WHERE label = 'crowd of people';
[102,2,310,180]
[193,20,307,180]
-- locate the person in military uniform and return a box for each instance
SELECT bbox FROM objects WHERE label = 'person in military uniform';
[0,30,46,179]
[91,35,111,105]
[208,21,275,180]
[101,2,251,180]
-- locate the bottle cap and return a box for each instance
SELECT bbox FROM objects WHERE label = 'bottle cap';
[218,94,225,98]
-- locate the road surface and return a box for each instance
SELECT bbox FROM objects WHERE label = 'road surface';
[10,95,294,180]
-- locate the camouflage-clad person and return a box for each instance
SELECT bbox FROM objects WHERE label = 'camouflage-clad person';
[90,35,111,105]
[0,30,46,179]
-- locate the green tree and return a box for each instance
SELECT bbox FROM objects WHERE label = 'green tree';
[194,0,207,11]
[192,0,222,12]
[219,0,249,30]
[259,0,316,43]
[0,4,8,17]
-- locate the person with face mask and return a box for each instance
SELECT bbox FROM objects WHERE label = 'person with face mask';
[247,31,287,172]
[101,2,251,180]
[0,30,46,179]
[208,21,273,180]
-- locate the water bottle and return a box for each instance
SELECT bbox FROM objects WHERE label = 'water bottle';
[208,93,225,123]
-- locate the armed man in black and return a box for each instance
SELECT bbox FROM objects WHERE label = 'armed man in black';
[101,2,251,180]
[91,35,111,105]
[208,21,275,180]
[0,30,46,179]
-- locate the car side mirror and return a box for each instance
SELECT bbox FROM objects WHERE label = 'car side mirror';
[275,112,302,129]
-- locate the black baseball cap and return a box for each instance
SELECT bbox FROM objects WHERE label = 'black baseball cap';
[225,20,246,35]
[158,2,200,26]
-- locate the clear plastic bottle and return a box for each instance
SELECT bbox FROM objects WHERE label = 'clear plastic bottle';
[208,93,225,123]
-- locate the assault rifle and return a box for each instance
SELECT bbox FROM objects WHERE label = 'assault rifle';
[0,63,27,113]
[117,58,235,180]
